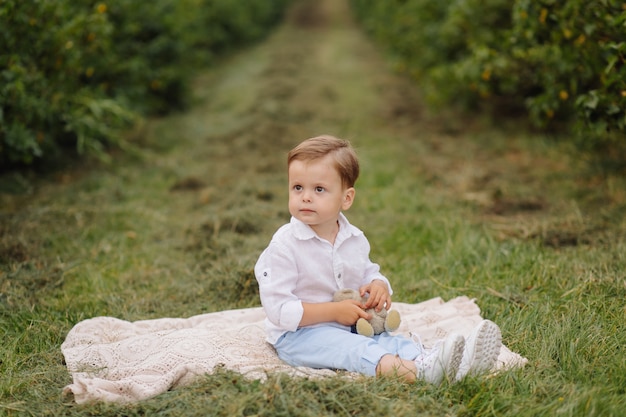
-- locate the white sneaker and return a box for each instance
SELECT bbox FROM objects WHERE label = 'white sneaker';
[414,333,465,385]
[455,320,502,381]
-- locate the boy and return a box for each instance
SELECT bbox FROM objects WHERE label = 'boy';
[255,135,501,384]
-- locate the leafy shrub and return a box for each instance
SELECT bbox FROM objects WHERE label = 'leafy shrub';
[509,1,626,141]
[351,0,626,147]
[0,0,291,167]
[0,1,132,164]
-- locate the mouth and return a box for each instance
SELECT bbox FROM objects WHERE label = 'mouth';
[299,209,315,213]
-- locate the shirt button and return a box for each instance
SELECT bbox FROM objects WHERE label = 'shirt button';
[338,273,342,278]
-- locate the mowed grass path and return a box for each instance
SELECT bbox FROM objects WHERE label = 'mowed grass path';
[1,0,626,415]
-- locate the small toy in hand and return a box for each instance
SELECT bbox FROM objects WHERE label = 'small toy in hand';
[333,288,401,337]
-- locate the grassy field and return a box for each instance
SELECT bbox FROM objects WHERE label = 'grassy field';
[1,0,626,415]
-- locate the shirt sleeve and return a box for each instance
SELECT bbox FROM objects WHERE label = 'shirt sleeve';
[254,241,304,333]
[363,261,393,295]
[359,235,393,295]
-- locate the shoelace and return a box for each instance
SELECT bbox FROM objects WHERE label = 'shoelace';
[409,332,444,363]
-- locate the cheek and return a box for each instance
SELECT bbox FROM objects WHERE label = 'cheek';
[288,195,298,210]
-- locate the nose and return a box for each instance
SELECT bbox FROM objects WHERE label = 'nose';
[302,190,312,202]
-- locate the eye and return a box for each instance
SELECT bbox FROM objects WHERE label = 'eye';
[293,185,303,191]
[315,186,325,193]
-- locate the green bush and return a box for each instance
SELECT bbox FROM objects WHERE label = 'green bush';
[508,1,626,140]
[0,0,291,167]
[351,0,626,146]
[0,1,131,164]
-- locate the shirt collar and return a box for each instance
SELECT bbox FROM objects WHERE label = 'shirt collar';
[290,213,361,242]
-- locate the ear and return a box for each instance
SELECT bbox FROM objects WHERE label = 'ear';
[342,187,355,210]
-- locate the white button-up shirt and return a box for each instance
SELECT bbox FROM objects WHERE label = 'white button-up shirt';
[255,213,392,344]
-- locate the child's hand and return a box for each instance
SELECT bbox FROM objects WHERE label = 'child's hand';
[360,280,391,312]
[334,299,372,326]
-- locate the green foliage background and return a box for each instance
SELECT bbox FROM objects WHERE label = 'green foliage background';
[0,0,291,166]
[350,0,626,147]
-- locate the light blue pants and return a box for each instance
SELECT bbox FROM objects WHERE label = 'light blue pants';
[273,326,422,376]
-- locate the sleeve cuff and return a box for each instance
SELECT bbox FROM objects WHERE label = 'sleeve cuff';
[279,300,304,331]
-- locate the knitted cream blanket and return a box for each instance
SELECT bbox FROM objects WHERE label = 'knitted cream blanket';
[61,296,527,403]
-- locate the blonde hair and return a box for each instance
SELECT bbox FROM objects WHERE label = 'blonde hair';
[287,135,359,188]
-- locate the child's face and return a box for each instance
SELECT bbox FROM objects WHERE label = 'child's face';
[288,154,354,235]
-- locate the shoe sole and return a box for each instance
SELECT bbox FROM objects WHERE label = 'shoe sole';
[456,320,502,380]
[443,334,465,382]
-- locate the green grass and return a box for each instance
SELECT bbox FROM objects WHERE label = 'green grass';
[2,0,626,415]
